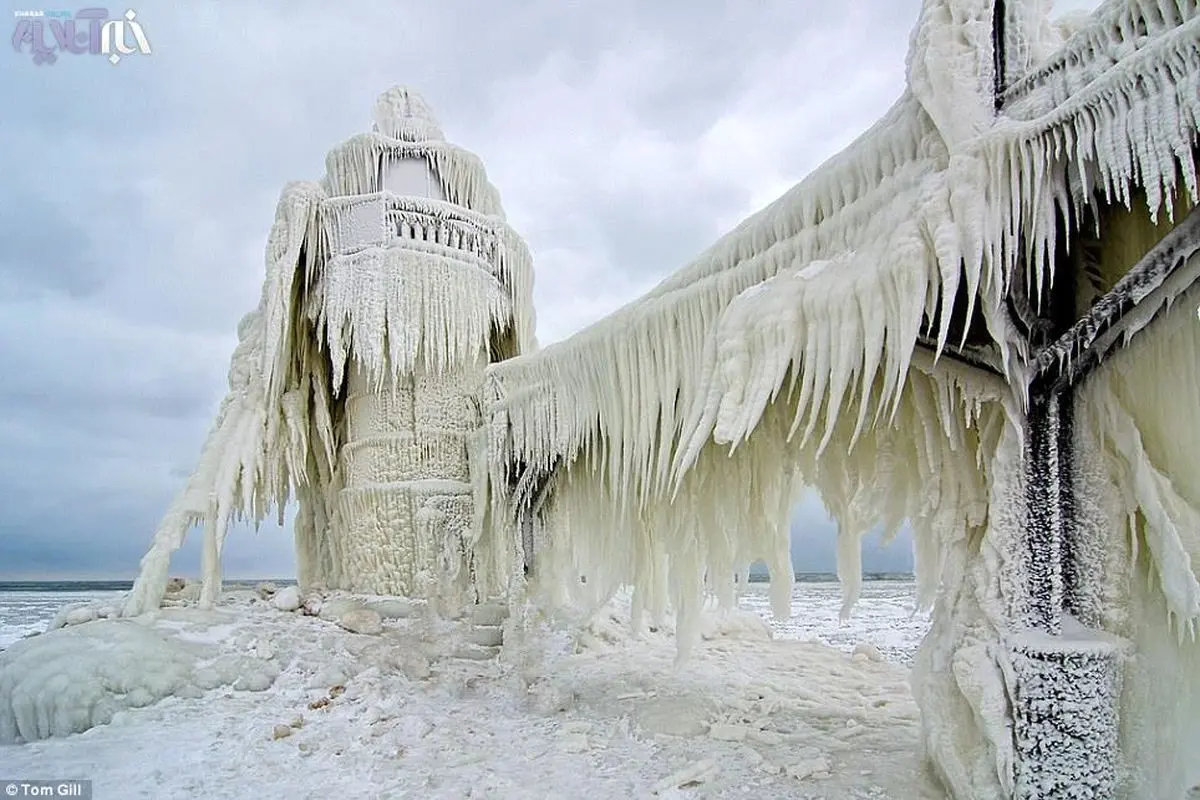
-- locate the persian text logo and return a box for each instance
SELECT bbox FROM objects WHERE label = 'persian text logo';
[12,8,151,66]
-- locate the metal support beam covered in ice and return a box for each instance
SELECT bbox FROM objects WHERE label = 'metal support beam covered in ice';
[984,9,1200,797]
[1008,204,1200,800]
[1029,206,1200,399]
[1013,381,1130,799]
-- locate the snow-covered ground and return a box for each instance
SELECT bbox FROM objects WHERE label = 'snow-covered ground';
[1,582,942,799]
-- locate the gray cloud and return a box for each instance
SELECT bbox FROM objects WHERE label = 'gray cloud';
[0,0,1098,580]
[0,191,101,297]
[787,494,914,574]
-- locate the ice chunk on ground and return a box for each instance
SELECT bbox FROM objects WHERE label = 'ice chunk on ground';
[318,597,364,621]
[0,620,210,743]
[853,642,884,662]
[652,759,719,794]
[336,609,383,635]
[363,598,418,619]
[51,605,98,629]
[271,586,302,612]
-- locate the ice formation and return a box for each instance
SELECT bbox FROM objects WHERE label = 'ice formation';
[1,586,945,796]
[0,614,279,743]
[125,86,535,616]
[50,0,1196,796]
[489,0,1194,595]
[480,0,1200,797]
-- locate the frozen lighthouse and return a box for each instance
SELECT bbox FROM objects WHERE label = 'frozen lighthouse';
[311,88,535,600]
[5,0,1200,797]
[123,87,536,615]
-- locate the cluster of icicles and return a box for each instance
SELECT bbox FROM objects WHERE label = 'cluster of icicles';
[483,0,1200,651]
[125,0,1200,661]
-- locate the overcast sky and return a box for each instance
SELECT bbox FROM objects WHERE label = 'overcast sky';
[0,0,1103,579]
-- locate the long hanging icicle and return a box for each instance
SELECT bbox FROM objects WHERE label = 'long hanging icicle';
[125,181,327,617]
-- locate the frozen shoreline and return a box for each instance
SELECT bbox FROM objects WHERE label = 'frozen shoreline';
[1,583,940,798]
[0,580,930,655]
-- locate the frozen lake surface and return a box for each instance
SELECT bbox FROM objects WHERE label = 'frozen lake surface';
[1,579,929,658]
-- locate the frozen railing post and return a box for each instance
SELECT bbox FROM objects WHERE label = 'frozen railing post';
[1011,385,1130,800]
[989,7,1132,795]
[1007,206,1200,798]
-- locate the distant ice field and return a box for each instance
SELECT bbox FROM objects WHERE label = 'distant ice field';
[0,580,929,658]
[0,590,127,649]
[739,580,930,663]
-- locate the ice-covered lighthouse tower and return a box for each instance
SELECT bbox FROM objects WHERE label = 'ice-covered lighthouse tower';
[124,87,536,615]
[312,88,536,600]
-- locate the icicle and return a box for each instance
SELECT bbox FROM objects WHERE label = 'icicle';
[1081,294,1200,630]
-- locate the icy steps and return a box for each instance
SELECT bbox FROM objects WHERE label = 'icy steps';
[449,602,508,661]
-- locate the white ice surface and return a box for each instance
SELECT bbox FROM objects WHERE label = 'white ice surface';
[1,584,942,799]
[0,591,125,648]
